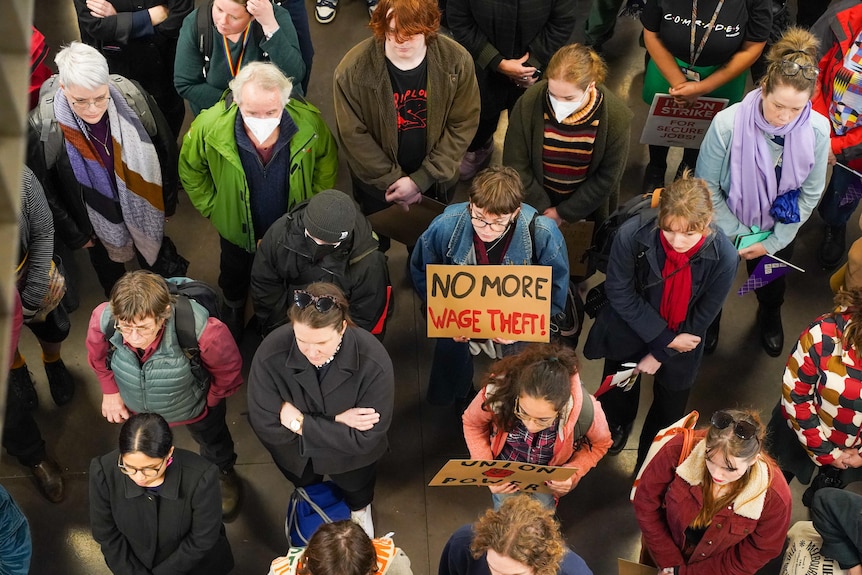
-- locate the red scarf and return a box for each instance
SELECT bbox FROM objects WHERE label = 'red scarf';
[658,232,705,332]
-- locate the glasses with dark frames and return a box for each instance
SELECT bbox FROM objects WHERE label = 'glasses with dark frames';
[117,454,167,478]
[710,411,757,441]
[780,60,819,80]
[294,290,340,313]
[469,205,514,233]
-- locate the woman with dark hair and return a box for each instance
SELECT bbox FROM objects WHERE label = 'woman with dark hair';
[462,344,611,508]
[696,28,830,357]
[583,172,737,467]
[89,412,234,574]
[268,520,413,575]
[633,409,792,574]
[248,282,394,539]
[768,287,862,504]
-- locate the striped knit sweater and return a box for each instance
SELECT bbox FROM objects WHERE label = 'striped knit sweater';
[17,165,55,314]
[541,87,603,197]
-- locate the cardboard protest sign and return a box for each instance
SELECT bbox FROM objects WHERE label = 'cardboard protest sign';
[618,559,656,575]
[425,264,552,342]
[429,459,577,494]
[640,94,728,149]
[559,220,594,277]
[366,196,447,246]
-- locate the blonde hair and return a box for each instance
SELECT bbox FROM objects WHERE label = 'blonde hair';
[545,44,607,89]
[658,170,714,233]
[761,27,820,96]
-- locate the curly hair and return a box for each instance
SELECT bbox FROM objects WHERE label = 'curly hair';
[692,408,772,529]
[369,0,440,43]
[834,287,862,351]
[470,495,566,575]
[482,344,579,432]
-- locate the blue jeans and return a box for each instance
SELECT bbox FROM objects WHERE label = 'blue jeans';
[818,166,858,227]
[492,491,557,510]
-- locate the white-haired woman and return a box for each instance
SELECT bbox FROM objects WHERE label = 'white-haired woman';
[27,41,179,297]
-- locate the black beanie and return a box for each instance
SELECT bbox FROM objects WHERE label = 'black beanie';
[304,190,356,244]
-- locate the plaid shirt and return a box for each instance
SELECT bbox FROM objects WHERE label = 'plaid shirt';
[498,420,558,464]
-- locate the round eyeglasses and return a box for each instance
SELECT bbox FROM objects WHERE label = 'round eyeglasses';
[780,60,819,81]
[469,206,514,233]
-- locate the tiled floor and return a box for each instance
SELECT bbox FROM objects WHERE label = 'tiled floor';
[6,1,847,573]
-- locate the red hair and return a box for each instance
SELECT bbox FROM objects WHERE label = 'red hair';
[368,0,440,43]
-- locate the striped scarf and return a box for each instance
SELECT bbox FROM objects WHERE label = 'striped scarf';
[541,87,603,196]
[54,84,164,265]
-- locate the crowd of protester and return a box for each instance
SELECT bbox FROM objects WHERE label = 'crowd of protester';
[7,0,862,573]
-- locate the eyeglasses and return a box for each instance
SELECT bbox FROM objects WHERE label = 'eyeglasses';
[70,95,111,111]
[780,60,819,80]
[117,454,167,478]
[114,322,158,337]
[294,290,340,313]
[514,398,558,428]
[710,411,757,441]
[470,206,514,233]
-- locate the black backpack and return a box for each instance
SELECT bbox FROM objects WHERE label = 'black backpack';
[104,278,221,387]
[195,0,269,78]
[584,188,663,277]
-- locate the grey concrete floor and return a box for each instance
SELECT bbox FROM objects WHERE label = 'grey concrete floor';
[8,0,847,573]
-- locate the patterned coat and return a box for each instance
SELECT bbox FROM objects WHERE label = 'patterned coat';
[781,308,862,466]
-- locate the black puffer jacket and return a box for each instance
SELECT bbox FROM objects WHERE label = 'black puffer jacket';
[250,199,389,335]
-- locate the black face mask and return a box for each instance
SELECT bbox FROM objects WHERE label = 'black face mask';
[306,236,340,261]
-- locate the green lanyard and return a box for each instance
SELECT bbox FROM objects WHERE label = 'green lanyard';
[689,0,725,67]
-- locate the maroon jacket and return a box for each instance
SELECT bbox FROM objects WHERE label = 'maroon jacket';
[633,432,791,574]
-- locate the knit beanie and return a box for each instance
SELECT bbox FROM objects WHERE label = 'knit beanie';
[304,190,355,244]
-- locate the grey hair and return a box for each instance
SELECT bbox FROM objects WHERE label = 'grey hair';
[55,42,110,91]
[230,62,293,107]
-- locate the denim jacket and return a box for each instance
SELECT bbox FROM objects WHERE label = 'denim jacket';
[410,202,569,314]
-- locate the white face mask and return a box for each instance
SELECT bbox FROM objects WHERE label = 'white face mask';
[243,115,281,144]
[548,87,590,123]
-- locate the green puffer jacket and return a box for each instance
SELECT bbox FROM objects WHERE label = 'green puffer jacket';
[179,95,338,252]
[100,303,208,423]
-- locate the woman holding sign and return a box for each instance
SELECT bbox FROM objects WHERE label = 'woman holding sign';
[247,282,394,539]
[640,0,771,194]
[583,172,737,469]
[695,29,830,357]
[462,343,611,509]
[410,166,570,407]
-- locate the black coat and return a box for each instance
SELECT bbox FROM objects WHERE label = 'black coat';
[89,448,233,575]
[74,0,192,103]
[584,215,738,390]
[248,325,394,476]
[446,0,576,71]
[250,200,388,335]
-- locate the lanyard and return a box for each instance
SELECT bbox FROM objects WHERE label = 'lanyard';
[223,24,252,78]
[689,0,725,67]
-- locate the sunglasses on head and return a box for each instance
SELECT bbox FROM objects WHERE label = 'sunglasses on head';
[293,290,340,312]
[780,59,819,80]
[710,411,757,441]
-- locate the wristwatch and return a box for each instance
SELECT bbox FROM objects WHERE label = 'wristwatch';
[288,414,304,433]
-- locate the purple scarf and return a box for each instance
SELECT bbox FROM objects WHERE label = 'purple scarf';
[726,87,815,231]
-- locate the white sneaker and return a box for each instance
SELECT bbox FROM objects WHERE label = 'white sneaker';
[350,504,374,539]
[367,0,379,17]
[315,0,338,23]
